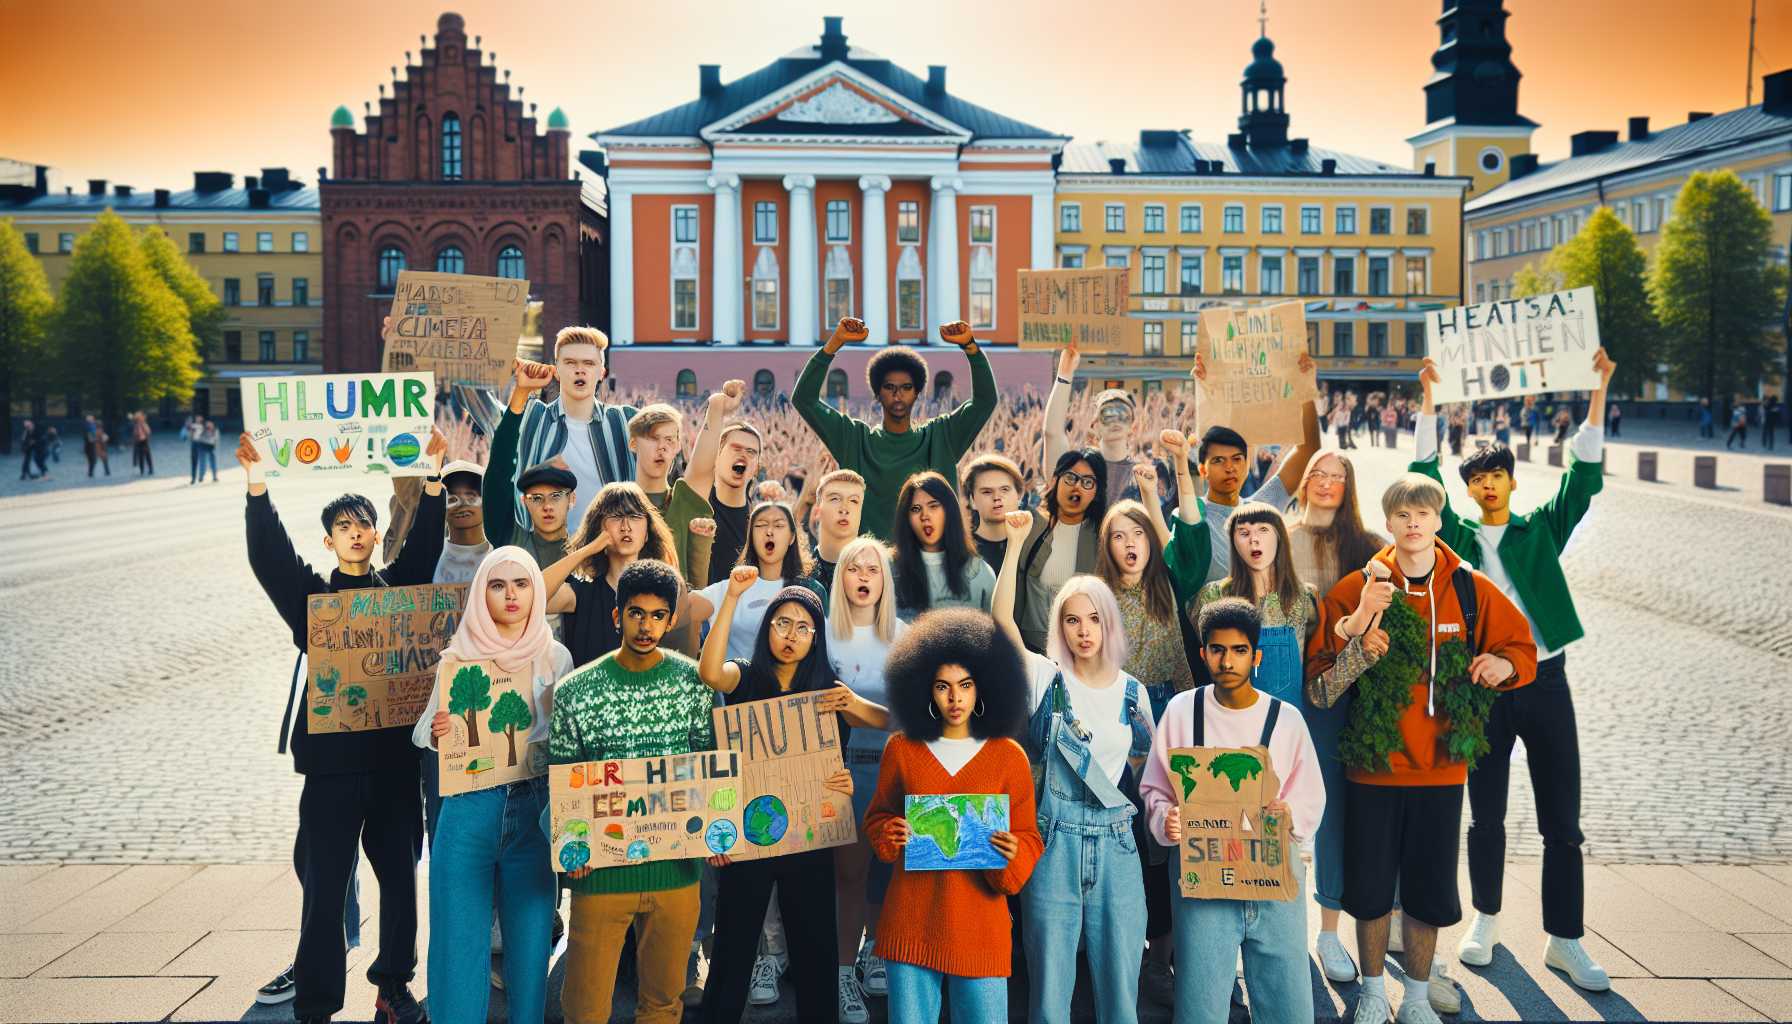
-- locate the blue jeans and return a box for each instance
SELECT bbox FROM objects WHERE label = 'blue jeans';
[1172,859,1312,1024]
[427,777,555,1024]
[1302,693,1351,912]
[1253,624,1303,706]
[885,960,1006,1024]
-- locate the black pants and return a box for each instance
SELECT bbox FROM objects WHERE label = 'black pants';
[1727,425,1748,449]
[292,769,422,1018]
[1467,654,1585,938]
[1343,782,1463,927]
[700,849,838,1024]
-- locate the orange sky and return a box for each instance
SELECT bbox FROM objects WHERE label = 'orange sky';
[0,0,1783,195]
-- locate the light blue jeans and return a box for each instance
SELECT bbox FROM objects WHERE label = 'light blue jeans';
[1022,818,1145,1024]
[1172,858,1312,1024]
[426,777,555,1024]
[886,960,1006,1024]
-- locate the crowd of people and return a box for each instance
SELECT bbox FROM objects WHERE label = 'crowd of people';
[239,314,1621,1024]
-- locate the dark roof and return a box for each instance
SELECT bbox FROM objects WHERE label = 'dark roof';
[599,47,1060,141]
[4,186,319,213]
[1060,132,1456,180]
[1469,103,1792,211]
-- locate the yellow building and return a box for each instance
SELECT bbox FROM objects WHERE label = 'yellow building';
[1055,32,1468,396]
[3,166,322,421]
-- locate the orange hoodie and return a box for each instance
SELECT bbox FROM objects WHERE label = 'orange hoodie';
[1305,539,1537,787]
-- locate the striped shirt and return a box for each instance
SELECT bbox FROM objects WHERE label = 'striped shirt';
[508,397,638,532]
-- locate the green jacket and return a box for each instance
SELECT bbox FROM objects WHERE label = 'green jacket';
[1408,450,1601,652]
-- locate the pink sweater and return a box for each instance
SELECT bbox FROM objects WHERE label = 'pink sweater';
[1139,687,1326,848]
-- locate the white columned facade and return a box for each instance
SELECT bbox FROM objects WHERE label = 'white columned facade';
[857,175,892,345]
[928,176,962,328]
[607,185,634,343]
[1029,188,1055,269]
[783,174,818,346]
[707,173,742,344]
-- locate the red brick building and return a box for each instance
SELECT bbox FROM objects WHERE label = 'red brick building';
[321,12,605,372]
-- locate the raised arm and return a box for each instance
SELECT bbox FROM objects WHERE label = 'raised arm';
[991,511,1034,652]
[488,358,556,542]
[541,533,608,614]
[238,432,323,637]
[1133,461,1171,546]
[1043,340,1079,471]
[935,321,999,458]
[1158,429,1201,524]
[792,319,867,460]
[683,379,743,502]
[1535,347,1613,548]
[1274,350,1323,493]
[698,567,757,693]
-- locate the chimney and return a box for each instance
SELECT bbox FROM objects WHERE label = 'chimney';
[699,64,721,96]
[153,188,171,208]
[1290,138,1309,155]
[1227,132,1246,148]
[1107,157,1127,174]
[244,175,259,190]
[1569,130,1619,157]
[1628,116,1650,141]
[248,188,271,210]
[194,171,233,192]
[260,167,292,191]
[113,184,133,198]
[818,16,848,61]
[87,179,106,196]
[1764,69,1792,113]
[1320,158,1337,176]
[926,65,946,94]
[1687,111,1713,123]
[1423,162,1436,177]
[1510,153,1540,179]
[1139,129,1180,147]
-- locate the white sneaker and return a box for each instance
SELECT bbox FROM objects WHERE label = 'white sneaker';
[838,967,870,1024]
[748,955,782,1005]
[1545,935,1611,992]
[1387,910,1405,954]
[1395,994,1444,1024]
[1317,931,1359,982]
[1427,959,1461,1014]
[1456,912,1500,967]
[1353,990,1392,1024]
[857,945,888,997]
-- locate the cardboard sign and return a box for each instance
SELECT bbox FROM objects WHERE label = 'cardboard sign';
[1194,301,1319,446]
[1017,268,1141,352]
[384,271,530,391]
[548,752,744,872]
[305,584,465,734]
[436,657,546,796]
[903,794,1010,871]
[1428,287,1602,403]
[712,692,855,861]
[242,372,436,477]
[1169,745,1295,900]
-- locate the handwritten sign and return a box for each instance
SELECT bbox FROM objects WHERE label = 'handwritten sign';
[548,752,744,872]
[1017,268,1141,352]
[436,658,544,796]
[712,692,855,861]
[1169,745,1295,901]
[384,271,530,391]
[305,584,465,734]
[241,372,436,478]
[1428,287,1601,404]
[1194,301,1319,446]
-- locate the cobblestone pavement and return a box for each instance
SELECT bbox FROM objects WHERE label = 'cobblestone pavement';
[1,432,1789,865]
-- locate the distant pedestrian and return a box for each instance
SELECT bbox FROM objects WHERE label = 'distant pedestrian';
[1381,403,1398,447]
[1448,405,1468,455]
[200,419,219,481]
[1764,396,1780,451]
[1607,402,1622,438]
[1552,408,1572,445]
[1494,404,1512,445]
[1523,397,1540,446]
[45,426,61,465]
[1726,403,1749,449]
[18,419,39,480]
[1698,398,1714,439]
[183,415,205,484]
[131,412,153,475]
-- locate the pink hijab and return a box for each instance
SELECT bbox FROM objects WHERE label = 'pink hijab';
[443,546,556,681]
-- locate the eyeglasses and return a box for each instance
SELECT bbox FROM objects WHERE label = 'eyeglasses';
[770,617,815,640]
[445,493,482,509]
[524,490,570,506]
[1058,471,1099,491]
[1097,404,1134,425]
[1308,471,1347,485]
[602,512,647,526]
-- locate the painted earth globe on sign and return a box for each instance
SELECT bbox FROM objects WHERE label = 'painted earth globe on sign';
[743,795,789,847]
[705,818,739,855]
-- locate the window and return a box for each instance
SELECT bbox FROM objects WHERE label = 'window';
[826,200,851,242]
[1142,253,1166,294]
[257,275,275,306]
[1060,203,1082,233]
[1368,322,1388,357]
[223,278,241,306]
[224,330,242,362]
[1489,279,1501,300]
[1061,251,1084,269]
[1369,208,1392,235]
[1333,321,1355,356]
[293,331,310,362]
[1261,256,1283,295]
[1142,321,1164,356]
[753,370,776,397]
[187,232,205,254]
[898,201,921,243]
[1405,322,1425,357]
[1539,219,1552,249]
[1478,146,1505,174]
[1404,257,1426,295]
[751,247,779,330]
[1262,206,1283,233]
[1300,205,1321,234]
[1406,208,1428,235]
[435,246,465,274]
[1335,207,1357,234]
[753,201,778,244]
[497,245,526,279]
[23,232,37,254]
[1332,256,1354,295]
[1143,205,1165,233]
[969,206,995,244]
[1298,256,1320,294]
[259,331,276,362]
[222,231,239,252]
[1475,231,1487,261]
[676,370,699,398]
[441,113,463,179]
[257,231,273,253]
[1104,204,1125,232]
[293,231,309,253]
[1105,250,1129,270]
[824,246,853,327]
[1223,205,1244,233]
[1222,255,1244,293]
[1368,256,1389,296]
[1179,204,1202,232]
[1178,254,1202,294]
[1306,321,1320,355]
[672,240,699,331]
[968,247,996,328]
[1179,321,1199,356]
[1775,173,1792,213]
[57,232,80,253]
[378,247,405,291]
[673,205,699,244]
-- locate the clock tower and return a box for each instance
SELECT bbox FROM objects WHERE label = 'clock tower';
[1407,0,1538,197]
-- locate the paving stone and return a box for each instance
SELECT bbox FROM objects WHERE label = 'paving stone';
[1612,865,1792,933]
[1738,933,1792,971]
[0,934,92,979]
[1688,866,1792,929]
[0,977,209,1024]
[1603,931,1792,980]
[15,865,200,934]
[166,975,277,1023]
[111,863,287,933]
[38,929,206,978]
[0,868,122,931]
[159,929,297,979]
[1715,978,1792,1021]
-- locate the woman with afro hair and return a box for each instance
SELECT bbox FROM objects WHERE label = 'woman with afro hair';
[864,608,1041,1023]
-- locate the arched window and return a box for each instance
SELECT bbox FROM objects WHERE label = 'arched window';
[675,369,699,398]
[751,247,779,331]
[435,246,465,273]
[826,368,849,403]
[823,245,853,327]
[934,370,955,403]
[441,114,463,180]
[895,246,923,331]
[377,246,406,291]
[497,245,526,280]
[753,369,776,398]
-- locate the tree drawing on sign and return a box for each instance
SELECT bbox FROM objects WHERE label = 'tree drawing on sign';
[311,667,341,718]
[448,664,494,747]
[487,689,533,767]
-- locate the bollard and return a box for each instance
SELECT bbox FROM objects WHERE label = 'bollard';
[1638,451,1658,482]
[1548,444,1564,467]
[1695,455,1718,489]
[1767,465,1791,506]
[1516,442,1531,462]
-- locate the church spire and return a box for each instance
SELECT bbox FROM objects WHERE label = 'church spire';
[1237,22,1289,149]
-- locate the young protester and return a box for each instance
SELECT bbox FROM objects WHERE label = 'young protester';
[891,471,996,618]
[707,421,764,584]
[1141,597,1326,1024]
[1188,351,1322,583]
[960,453,1027,574]
[630,396,730,591]
[1094,479,1197,705]
[825,536,907,1018]
[412,548,572,1024]
[793,316,997,540]
[1008,447,1108,653]
[239,428,447,1024]
[865,608,1041,1024]
[1306,473,1537,1024]
[810,468,868,591]
[695,571,883,1024]
[688,501,826,659]
[550,559,714,1024]
[1411,351,1615,991]
[435,461,492,586]
[994,517,1155,1024]
[1192,504,1318,709]
[1045,340,1176,511]
[132,411,154,475]
[542,482,681,666]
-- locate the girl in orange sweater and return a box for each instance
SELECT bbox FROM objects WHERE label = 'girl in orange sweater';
[864,608,1042,1023]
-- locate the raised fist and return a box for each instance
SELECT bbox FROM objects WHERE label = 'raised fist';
[1004,510,1033,542]
[689,517,716,539]
[727,564,760,598]
[833,317,869,344]
[514,358,555,392]
[938,321,974,348]
[1158,429,1187,460]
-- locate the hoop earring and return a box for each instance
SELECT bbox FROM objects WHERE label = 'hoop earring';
[975,701,986,718]
[928,703,939,720]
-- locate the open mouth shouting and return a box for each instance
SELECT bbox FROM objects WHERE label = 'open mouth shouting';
[855,582,873,601]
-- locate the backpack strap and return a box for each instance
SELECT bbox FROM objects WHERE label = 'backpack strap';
[1190,684,1208,747]
[1258,696,1282,747]
[1451,565,1479,656]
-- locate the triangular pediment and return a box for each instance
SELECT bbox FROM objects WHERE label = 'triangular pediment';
[702,62,969,142]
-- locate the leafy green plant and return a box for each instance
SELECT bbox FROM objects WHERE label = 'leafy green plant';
[1340,597,1499,772]
[1435,640,1498,769]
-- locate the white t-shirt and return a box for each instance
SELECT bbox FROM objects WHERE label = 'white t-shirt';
[926,736,988,777]
[830,619,907,711]
[1040,521,1083,593]
[561,413,602,528]
[435,540,492,586]
[1023,650,1149,784]
[695,576,790,660]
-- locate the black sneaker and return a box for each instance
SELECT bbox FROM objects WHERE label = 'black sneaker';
[255,963,296,1005]
[373,982,428,1024]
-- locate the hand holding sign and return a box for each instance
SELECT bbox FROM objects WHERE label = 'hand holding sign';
[1427,287,1602,403]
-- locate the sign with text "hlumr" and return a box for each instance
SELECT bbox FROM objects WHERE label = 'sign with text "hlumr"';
[241,373,436,477]
[1428,287,1602,404]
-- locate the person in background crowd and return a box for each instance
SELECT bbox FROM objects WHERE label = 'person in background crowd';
[961,453,1027,574]
[1726,401,1749,449]
[630,395,728,593]
[483,461,576,639]
[892,471,995,618]
[1008,447,1108,652]
[132,411,153,475]
[1382,402,1400,448]
[185,414,205,483]
[1606,401,1621,439]
[1494,405,1512,446]
[688,501,827,659]
[810,469,868,591]
[198,419,219,481]
[18,419,39,480]
[1523,396,1540,447]
[1045,340,1176,512]
[1192,503,1318,709]
[83,414,111,477]
[544,482,682,667]
[1447,406,1468,456]
[1553,407,1574,446]
[1763,395,1780,450]
[707,422,765,584]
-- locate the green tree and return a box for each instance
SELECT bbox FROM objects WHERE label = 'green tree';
[487,689,534,766]
[448,663,494,746]
[1509,261,1561,300]
[139,227,224,365]
[0,219,54,454]
[1650,170,1788,402]
[48,210,200,423]
[1551,207,1661,396]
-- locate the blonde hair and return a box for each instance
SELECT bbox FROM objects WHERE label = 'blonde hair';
[829,536,897,645]
[553,325,609,359]
[1047,574,1130,675]
[628,403,681,440]
[1380,473,1447,518]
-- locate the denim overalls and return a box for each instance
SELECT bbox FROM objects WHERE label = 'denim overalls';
[1020,671,1154,1024]
[1252,621,1305,706]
